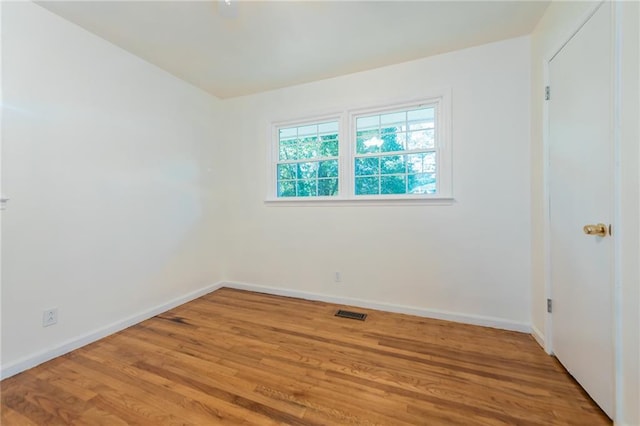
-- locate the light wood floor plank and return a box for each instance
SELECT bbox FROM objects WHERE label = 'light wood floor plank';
[1,288,610,425]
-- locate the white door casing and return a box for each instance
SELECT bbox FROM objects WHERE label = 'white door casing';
[548,1,614,419]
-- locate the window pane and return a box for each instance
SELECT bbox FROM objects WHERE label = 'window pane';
[380,111,406,128]
[297,162,318,179]
[279,140,298,161]
[408,107,434,131]
[279,127,297,139]
[318,160,338,178]
[298,124,317,137]
[408,173,436,194]
[277,163,296,180]
[278,180,296,197]
[355,176,379,195]
[356,116,379,131]
[356,129,381,154]
[380,128,405,152]
[297,179,317,197]
[381,175,407,194]
[299,135,318,144]
[319,140,339,157]
[394,132,407,148]
[298,141,319,159]
[318,178,339,196]
[409,121,435,131]
[408,107,434,122]
[318,121,339,134]
[320,133,338,143]
[407,152,436,173]
[407,129,435,150]
[380,155,405,175]
[355,157,379,176]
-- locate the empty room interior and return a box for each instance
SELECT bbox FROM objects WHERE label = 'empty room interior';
[1,0,639,425]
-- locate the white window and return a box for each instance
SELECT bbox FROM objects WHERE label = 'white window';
[269,92,451,203]
[353,104,437,197]
[274,119,341,198]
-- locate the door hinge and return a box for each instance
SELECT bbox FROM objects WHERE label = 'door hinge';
[545,86,550,101]
[547,298,552,313]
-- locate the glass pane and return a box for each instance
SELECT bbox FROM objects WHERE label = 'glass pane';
[298,142,319,159]
[408,121,434,131]
[297,162,318,179]
[407,152,436,173]
[277,163,296,180]
[380,155,405,175]
[380,111,406,128]
[354,157,379,176]
[394,132,407,148]
[319,140,339,157]
[277,180,296,197]
[356,115,379,131]
[320,133,338,143]
[408,107,435,130]
[355,176,379,195]
[279,140,298,161]
[381,175,407,194]
[318,121,339,134]
[380,127,397,136]
[318,178,339,196]
[279,127,297,139]
[299,135,318,144]
[297,179,317,197]
[356,129,381,154]
[407,107,434,122]
[408,173,437,194]
[298,124,317,137]
[407,129,435,150]
[318,160,338,178]
[380,128,405,152]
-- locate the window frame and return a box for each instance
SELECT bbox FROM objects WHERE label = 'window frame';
[269,113,347,202]
[266,90,452,204]
[348,95,452,201]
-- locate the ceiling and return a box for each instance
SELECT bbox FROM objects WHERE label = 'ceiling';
[38,1,550,99]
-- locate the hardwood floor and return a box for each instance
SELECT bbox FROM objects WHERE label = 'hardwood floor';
[1,288,610,425]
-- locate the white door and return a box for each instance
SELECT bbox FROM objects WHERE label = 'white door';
[549,2,613,418]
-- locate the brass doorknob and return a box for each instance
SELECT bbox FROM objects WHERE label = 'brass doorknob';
[583,223,608,237]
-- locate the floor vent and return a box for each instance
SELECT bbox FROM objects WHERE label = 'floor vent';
[335,310,367,321]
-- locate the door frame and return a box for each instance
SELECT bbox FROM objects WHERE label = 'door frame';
[542,0,623,420]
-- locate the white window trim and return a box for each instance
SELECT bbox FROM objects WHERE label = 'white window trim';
[267,113,346,202]
[266,89,453,205]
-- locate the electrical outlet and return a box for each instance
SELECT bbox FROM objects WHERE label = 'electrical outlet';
[334,272,342,283]
[43,308,58,327]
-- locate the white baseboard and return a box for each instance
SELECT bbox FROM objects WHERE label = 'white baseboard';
[1,280,534,379]
[0,281,225,380]
[222,281,531,333]
[531,325,545,350]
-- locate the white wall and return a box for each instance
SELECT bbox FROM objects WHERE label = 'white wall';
[530,2,639,424]
[1,2,225,376]
[221,37,532,329]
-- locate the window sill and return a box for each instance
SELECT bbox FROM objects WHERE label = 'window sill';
[264,197,455,207]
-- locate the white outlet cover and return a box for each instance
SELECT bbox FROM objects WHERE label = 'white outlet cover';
[43,308,58,327]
